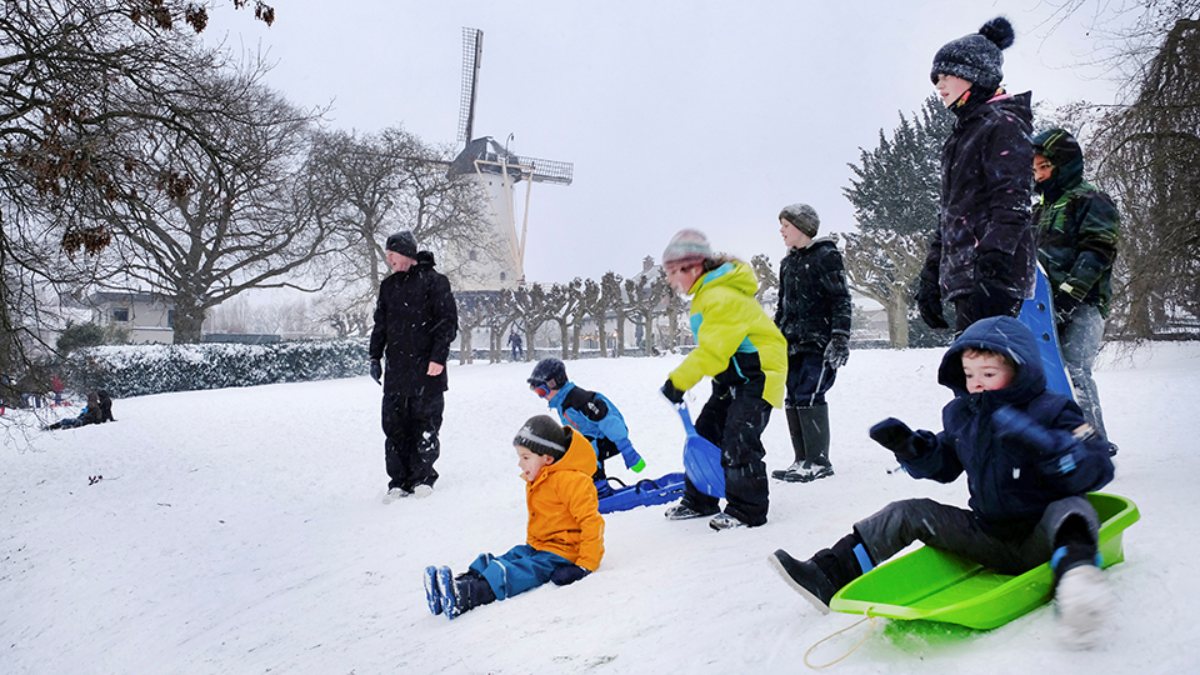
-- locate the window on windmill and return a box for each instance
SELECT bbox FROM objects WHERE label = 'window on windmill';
[112,307,130,322]
[469,250,478,261]
[500,272,507,281]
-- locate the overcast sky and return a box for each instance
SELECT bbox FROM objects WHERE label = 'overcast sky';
[207,1,1128,285]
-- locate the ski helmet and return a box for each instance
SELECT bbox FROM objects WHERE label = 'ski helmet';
[527,358,568,391]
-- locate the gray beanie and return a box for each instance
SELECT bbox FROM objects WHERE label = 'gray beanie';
[930,17,1015,90]
[661,229,713,265]
[385,230,418,258]
[778,203,820,237]
[513,415,569,460]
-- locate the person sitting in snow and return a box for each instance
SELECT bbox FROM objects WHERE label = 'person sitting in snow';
[769,316,1115,648]
[43,391,106,430]
[527,357,645,489]
[423,415,604,620]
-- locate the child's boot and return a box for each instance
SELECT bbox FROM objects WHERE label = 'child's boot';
[796,405,835,482]
[437,567,497,620]
[1052,544,1110,649]
[769,533,872,613]
[772,407,808,481]
[423,566,443,615]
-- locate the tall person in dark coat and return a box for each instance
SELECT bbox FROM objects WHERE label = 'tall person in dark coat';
[771,203,852,484]
[370,231,459,502]
[917,17,1036,334]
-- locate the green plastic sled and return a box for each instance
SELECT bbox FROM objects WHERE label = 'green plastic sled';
[829,492,1139,630]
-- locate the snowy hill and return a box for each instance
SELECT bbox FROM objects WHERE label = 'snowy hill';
[3,343,1199,674]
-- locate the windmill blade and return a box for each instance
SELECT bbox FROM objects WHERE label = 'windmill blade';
[517,155,574,185]
[457,27,483,145]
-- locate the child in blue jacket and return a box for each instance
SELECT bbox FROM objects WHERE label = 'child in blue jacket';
[770,316,1115,648]
[527,358,645,486]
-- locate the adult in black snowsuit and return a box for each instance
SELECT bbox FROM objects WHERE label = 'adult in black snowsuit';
[772,203,852,483]
[918,17,1036,334]
[369,231,459,499]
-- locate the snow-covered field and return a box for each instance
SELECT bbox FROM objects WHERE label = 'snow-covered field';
[2,342,1198,674]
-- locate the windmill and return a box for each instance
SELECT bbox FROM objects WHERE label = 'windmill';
[445,27,574,291]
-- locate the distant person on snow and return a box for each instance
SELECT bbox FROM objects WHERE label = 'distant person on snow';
[527,357,646,490]
[769,317,1115,649]
[772,203,853,484]
[423,415,604,620]
[43,391,109,430]
[917,16,1036,334]
[658,229,787,531]
[508,330,524,361]
[1032,128,1121,457]
[369,230,459,502]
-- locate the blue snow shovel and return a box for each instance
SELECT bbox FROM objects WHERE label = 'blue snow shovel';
[677,402,725,498]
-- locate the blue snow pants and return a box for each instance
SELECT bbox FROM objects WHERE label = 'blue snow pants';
[468,544,573,600]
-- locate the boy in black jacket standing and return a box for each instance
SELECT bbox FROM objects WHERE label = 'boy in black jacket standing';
[369,230,459,502]
[917,17,1036,333]
[770,317,1115,649]
[771,204,852,483]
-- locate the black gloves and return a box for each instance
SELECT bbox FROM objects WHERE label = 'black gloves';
[1054,292,1081,325]
[973,250,1020,319]
[824,332,850,370]
[660,379,685,405]
[369,359,382,385]
[550,564,590,586]
[869,417,934,462]
[917,275,949,330]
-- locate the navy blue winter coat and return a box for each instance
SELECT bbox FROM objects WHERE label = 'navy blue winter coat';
[923,91,1036,303]
[900,316,1113,534]
[774,238,852,355]
[369,251,459,395]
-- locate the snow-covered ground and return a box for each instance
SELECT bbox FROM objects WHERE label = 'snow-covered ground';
[2,342,1198,674]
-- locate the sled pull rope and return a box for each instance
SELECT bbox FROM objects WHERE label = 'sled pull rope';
[803,612,878,670]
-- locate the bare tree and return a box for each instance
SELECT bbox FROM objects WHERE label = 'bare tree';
[101,77,333,342]
[544,279,583,359]
[843,230,927,347]
[624,272,667,355]
[750,253,778,304]
[601,272,625,357]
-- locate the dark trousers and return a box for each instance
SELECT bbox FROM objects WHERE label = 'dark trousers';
[953,293,1022,334]
[683,382,772,526]
[784,351,837,407]
[854,496,1100,575]
[381,391,444,491]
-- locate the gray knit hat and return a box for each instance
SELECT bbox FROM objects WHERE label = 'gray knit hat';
[930,17,1015,90]
[778,203,820,237]
[513,415,569,460]
[661,229,712,265]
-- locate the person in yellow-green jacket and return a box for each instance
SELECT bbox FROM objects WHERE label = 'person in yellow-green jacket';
[658,229,788,531]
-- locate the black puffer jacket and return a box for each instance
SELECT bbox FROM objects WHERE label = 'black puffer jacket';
[369,251,459,395]
[774,238,852,354]
[923,91,1036,302]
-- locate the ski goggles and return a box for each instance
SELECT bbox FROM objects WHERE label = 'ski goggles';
[529,381,551,399]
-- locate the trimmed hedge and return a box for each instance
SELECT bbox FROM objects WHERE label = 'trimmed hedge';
[64,339,370,398]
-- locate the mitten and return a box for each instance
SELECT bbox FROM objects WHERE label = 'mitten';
[917,277,949,329]
[369,359,382,385]
[550,565,591,586]
[660,379,685,405]
[616,438,646,473]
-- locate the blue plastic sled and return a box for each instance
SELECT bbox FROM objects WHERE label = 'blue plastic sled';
[597,472,686,514]
[677,403,724,498]
[1017,264,1074,399]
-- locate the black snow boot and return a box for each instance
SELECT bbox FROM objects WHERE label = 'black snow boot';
[769,533,869,613]
[438,568,497,620]
[772,407,808,481]
[787,405,834,482]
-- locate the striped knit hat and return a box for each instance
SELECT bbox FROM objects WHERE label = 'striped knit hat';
[661,229,712,265]
[513,415,569,460]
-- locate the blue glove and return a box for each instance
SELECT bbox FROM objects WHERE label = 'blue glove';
[616,438,646,473]
[993,406,1056,455]
[550,564,590,586]
[660,379,685,405]
[369,359,382,385]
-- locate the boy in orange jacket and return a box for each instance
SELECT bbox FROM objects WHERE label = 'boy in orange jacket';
[424,415,605,620]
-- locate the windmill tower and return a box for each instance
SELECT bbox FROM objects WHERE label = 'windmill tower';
[445,27,574,291]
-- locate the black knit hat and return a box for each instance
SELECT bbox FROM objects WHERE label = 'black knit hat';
[385,231,418,258]
[931,17,1015,90]
[513,415,569,460]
